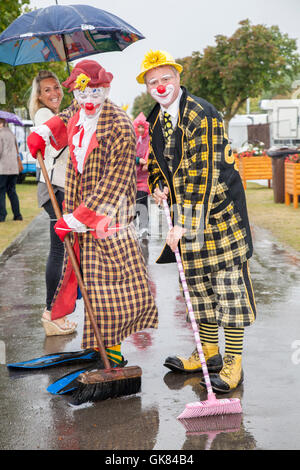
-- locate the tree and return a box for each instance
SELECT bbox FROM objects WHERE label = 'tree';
[0,0,29,30]
[131,91,156,119]
[179,19,300,129]
[0,1,72,116]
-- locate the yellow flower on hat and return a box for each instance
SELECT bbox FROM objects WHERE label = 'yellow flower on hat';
[74,73,91,91]
[143,50,168,69]
[136,49,183,84]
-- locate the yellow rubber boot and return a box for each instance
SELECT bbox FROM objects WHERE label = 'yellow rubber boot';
[164,343,222,373]
[208,354,243,392]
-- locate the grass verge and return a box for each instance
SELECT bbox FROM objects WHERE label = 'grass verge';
[0,177,41,255]
[245,182,300,253]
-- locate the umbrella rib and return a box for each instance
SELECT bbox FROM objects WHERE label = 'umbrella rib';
[14,38,23,66]
[61,34,71,73]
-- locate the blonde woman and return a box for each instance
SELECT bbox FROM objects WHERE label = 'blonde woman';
[28,70,77,336]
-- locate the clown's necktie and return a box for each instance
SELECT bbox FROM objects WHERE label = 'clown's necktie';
[163,112,173,140]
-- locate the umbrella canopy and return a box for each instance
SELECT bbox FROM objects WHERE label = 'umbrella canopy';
[0,4,145,66]
[0,110,23,126]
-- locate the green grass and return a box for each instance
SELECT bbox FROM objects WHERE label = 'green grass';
[0,177,41,255]
[245,182,300,252]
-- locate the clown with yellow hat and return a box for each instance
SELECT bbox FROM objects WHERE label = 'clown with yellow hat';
[137,49,257,394]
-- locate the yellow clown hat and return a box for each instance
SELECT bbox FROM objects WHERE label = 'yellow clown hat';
[136,50,183,84]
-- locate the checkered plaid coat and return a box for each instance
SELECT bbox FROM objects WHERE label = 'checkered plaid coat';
[49,99,158,349]
[147,87,253,278]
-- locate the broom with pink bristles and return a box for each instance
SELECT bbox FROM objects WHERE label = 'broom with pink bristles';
[179,413,242,450]
[158,182,242,419]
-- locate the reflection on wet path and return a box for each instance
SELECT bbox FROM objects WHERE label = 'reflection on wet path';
[250,225,300,306]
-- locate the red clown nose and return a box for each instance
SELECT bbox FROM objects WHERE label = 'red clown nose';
[85,103,94,111]
[156,85,166,94]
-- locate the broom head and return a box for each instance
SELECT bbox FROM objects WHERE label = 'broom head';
[177,395,242,419]
[71,365,142,405]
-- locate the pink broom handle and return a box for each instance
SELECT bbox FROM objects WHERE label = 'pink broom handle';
[158,182,216,399]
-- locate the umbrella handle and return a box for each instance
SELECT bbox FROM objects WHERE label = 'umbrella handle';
[37,151,111,369]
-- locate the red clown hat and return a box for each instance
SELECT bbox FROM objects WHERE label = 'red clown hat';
[62,60,113,92]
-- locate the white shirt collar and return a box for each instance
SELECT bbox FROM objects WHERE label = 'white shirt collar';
[160,88,183,120]
[73,106,102,174]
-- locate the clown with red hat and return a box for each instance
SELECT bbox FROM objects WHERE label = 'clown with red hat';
[27,60,158,367]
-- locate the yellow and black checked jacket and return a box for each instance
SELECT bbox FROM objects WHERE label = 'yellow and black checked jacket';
[147,87,253,277]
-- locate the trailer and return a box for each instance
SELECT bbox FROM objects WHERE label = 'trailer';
[228,113,268,151]
[260,99,300,147]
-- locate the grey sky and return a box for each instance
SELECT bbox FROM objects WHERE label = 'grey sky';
[29,0,300,112]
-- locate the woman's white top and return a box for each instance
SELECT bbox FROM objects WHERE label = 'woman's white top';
[34,107,68,189]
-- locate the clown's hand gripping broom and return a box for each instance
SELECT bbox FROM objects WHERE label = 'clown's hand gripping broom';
[158,181,242,419]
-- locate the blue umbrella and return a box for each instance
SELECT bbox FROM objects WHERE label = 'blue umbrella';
[0,4,145,66]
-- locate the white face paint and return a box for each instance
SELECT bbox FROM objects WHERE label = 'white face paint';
[150,84,175,107]
[145,65,181,109]
[73,87,110,117]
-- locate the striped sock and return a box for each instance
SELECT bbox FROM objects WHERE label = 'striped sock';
[224,327,244,355]
[199,322,219,345]
[106,344,123,364]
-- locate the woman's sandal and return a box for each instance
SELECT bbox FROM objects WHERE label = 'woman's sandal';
[41,313,77,337]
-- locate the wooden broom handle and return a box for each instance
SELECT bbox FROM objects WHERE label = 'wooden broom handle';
[37,151,111,369]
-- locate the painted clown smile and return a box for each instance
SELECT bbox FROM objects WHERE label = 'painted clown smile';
[150,84,175,106]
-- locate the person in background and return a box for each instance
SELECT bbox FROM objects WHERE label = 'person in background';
[28,70,77,336]
[133,112,150,239]
[0,118,23,222]
[137,50,256,393]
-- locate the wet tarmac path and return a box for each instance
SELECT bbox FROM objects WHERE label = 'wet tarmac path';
[0,203,300,450]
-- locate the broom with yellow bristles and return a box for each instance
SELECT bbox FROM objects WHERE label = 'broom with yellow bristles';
[158,181,242,419]
[37,151,142,405]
